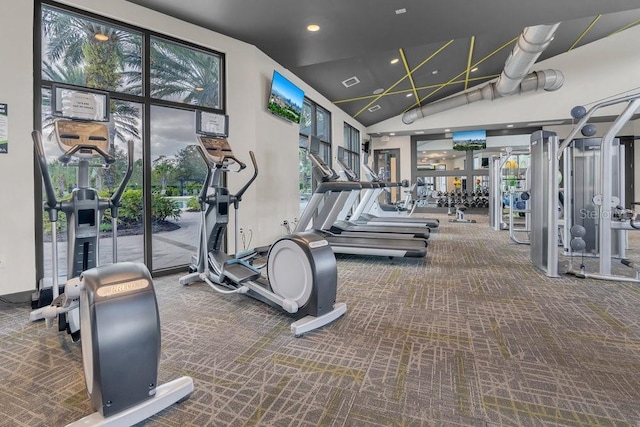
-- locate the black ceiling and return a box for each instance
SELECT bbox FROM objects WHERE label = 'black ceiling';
[127,0,640,128]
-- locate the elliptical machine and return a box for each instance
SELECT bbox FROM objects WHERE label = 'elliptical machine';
[32,84,193,426]
[30,84,132,341]
[179,112,346,336]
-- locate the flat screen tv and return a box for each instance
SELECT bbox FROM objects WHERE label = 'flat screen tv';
[267,71,304,124]
[452,130,486,151]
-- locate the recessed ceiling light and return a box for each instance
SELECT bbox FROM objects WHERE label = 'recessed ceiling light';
[307,24,320,32]
[431,70,439,75]
[368,105,381,112]
[390,58,399,64]
[506,124,514,128]
[94,33,109,41]
[444,128,451,132]
[372,88,384,95]
[415,131,425,134]
[390,132,396,136]
[470,67,478,72]
[422,150,426,154]
[194,87,204,92]
[406,93,412,97]
[395,8,407,14]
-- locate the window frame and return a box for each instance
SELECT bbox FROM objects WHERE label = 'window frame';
[299,98,331,165]
[34,0,227,277]
[343,122,360,179]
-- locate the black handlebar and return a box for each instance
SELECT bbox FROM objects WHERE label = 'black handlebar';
[235,151,258,201]
[110,139,135,212]
[32,130,59,212]
[58,144,116,164]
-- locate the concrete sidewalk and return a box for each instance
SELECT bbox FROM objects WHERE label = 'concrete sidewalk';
[43,211,202,278]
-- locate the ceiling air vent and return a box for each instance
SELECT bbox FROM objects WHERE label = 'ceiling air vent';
[341,76,360,88]
[368,105,381,112]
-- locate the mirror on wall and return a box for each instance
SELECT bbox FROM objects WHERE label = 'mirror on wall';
[414,131,532,210]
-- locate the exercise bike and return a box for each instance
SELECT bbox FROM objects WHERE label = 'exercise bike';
[33,84,193,426]
[179,112,347,336]
[30,84,132,341]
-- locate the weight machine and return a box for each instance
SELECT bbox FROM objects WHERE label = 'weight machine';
[530,93,640,282]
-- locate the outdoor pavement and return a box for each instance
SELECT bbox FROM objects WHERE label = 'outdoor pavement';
[43,210,202,279]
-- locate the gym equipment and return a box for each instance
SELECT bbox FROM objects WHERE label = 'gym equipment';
[30,84,133,340]
[179,112,346,336]
[356,154,440,229]
[507,190,530,245]
[330,150,431,241]
[489,147,530,231]
[33,85,192,426]
[295,136,427,258]
[530,93,640,282]
[448,205,476,223]
[45,262,194,426]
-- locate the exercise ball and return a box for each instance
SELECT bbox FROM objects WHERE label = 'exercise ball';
[581,124,597,137]
[570,224,587,238]
[571,105,587,119]
[520,191,530,201]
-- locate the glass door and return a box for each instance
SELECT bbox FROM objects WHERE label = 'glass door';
[374,148,401,204]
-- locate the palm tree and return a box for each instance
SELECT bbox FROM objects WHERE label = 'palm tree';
[41,5,222,191]
[150,39,221,108]
[123,38,221,108]
[42,6,141,95]
[42,6,143,189]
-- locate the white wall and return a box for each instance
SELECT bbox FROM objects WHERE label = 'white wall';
[0,0,366,296]
[0,1,35,295]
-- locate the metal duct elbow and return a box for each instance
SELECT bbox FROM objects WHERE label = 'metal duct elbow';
[519,69,564,92]
[495,23,560,96]
[401,23,562,125]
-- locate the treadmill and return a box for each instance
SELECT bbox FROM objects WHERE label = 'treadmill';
[295,136,427,258]
[327,149,430,241]
[351,154,440,229]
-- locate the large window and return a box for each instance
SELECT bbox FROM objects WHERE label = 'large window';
[343,123,360,179]
[37,1,225,276]
[298,98,331,213]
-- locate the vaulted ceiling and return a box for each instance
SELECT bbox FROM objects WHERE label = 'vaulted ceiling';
[128,0,640,127]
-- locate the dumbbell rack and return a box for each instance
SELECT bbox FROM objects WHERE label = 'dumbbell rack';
[434,191,490,210]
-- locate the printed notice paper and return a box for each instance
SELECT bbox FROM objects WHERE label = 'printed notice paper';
[0,103,7,154]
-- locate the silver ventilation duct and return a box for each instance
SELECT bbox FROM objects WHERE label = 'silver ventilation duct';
[402,23,563,125]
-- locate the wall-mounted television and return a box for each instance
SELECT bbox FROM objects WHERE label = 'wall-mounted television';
[452,130,486,151]
[267,70,304,124]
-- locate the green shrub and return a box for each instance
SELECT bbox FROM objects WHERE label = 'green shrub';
[152,194,181,221]
[119,189,143,223]
[186,196,201,212]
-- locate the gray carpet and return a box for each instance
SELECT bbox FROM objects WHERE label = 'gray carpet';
[2,213,640,426]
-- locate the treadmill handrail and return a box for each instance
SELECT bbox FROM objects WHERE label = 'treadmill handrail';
[316,181,362,193]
